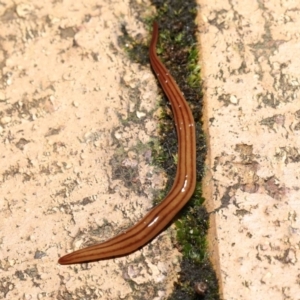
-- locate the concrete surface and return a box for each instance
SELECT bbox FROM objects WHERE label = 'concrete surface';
[0,1,180,299]
[1,0,300,299]
[199,0,300,299]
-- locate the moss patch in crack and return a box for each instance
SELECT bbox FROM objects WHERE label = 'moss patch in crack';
[146,1,220,297]
[118,0,220,299]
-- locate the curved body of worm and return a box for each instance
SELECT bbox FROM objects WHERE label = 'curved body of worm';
[58,22,196,265]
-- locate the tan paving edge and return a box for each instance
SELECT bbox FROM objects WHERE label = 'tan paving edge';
[0,1,181,299]
[198,0,300,299]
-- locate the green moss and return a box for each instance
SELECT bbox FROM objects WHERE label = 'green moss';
[175,184,208,263]
[146,1,220,298]
[118,0,220,299]
[188,47,202,89]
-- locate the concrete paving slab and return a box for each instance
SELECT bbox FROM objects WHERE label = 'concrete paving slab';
[0,1,181,299]
[198,0,300,299]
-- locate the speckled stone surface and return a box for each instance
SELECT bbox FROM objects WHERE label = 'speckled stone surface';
[0,1,181,299]
[198,0,300,299]
[2,0,299,299]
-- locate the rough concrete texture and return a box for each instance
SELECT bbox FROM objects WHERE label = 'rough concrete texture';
[199,0,300,299]
[2,0,299,299]
[0,1,181,299]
